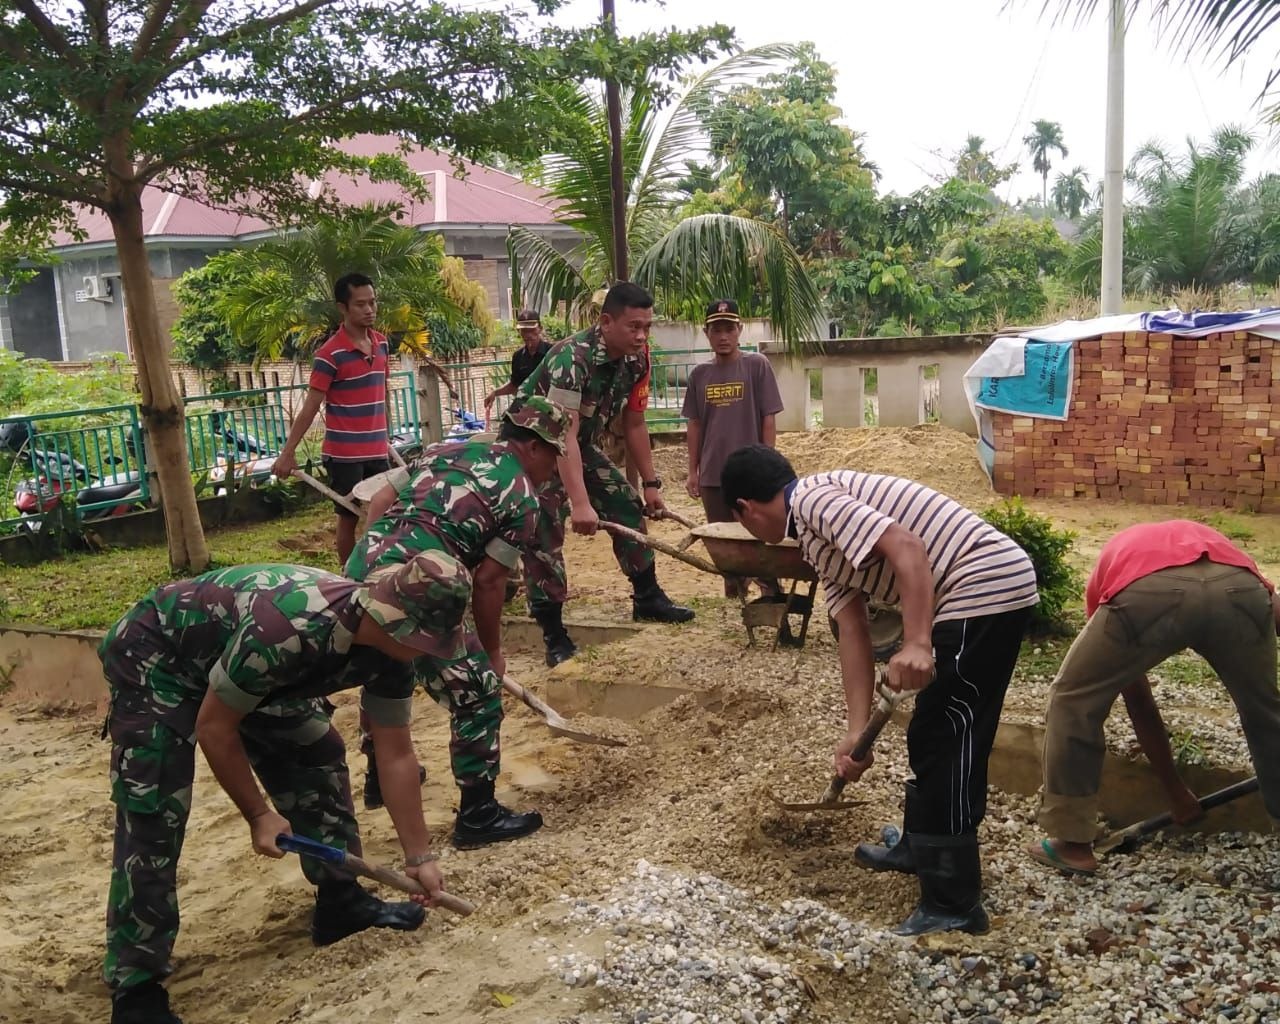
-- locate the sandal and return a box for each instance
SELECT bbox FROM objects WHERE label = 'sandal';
[1027,838,1097,877]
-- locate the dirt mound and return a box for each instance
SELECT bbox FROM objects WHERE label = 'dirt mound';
[652,425,995,509]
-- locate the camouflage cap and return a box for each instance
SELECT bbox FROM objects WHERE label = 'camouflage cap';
[503,395,569,456]
[356,551,469,661]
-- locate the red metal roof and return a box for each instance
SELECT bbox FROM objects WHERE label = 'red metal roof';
[50,135,557,247]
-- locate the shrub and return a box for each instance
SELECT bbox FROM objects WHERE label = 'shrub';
[981,497,1082,632]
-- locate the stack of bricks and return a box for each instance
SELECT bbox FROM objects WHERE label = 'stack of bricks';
[990,331,1280,511]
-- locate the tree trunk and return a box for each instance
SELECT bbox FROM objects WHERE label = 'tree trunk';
[108,186,211,572]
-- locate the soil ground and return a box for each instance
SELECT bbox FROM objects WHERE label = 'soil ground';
[1,426,1277,1024]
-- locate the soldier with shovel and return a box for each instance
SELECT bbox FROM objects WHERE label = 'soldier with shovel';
[347,397,569,846]
[721,445,1039,936]
[99,562,458,1024]
[1028,520,1280,876]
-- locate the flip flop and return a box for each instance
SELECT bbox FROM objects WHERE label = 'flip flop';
[1027,838,1097,877]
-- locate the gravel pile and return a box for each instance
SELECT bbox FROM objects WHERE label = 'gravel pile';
[553,858,889,1024]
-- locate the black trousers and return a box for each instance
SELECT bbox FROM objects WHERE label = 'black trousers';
[902,606,1032,836]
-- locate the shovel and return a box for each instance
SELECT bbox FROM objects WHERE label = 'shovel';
[599,520,723,576]
[501,674,627,747]
[769,679,907,812]
[291,469,361,517]
[1093,776,1260,856]
[275,833,476,916]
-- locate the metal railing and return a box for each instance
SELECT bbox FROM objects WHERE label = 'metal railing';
[433,346,756,434]
[0,371,420,528]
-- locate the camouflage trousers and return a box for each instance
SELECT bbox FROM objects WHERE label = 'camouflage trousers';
[104,687,359,991]
[523,442,653,609]
[413,631,504,788]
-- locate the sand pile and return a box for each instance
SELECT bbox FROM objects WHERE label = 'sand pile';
[652,426,995,509]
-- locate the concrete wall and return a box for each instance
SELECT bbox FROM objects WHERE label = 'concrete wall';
[761,335,992,435]
[0,268,61,361]
[0,625,107,707]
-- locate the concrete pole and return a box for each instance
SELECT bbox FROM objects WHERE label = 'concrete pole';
[1100,0,1125,315]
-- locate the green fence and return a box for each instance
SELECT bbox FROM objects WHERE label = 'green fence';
[0,371,419,527]
[435,347,752,434]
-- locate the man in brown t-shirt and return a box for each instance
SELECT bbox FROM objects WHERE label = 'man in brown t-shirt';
[682,299,784,597]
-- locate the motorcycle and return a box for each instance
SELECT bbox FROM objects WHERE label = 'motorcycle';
[206,410,282,492]
[445,406,486,442]
[1,420,144,528]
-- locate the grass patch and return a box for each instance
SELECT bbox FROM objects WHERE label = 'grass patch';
[1194,511,1254,543]
[1169,728,1208,767]
[0,505,340,630]
[1014,635,1073,681]
[1150,652,1220,689]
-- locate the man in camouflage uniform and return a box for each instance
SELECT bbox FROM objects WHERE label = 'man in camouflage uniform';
[507,281,693,666]
[348,397,567,845]
[100,563,454,1024]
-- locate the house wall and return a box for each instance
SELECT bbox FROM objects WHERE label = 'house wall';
[989,330,1280,510]
[0,268,61,361]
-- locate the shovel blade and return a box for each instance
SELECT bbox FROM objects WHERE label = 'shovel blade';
[766,792,871,813]
[544,714,627,747]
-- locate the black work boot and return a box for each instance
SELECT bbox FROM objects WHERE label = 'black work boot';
[533,602,576,667]
[453,783,543,848]
[111,980,182,1024]
[855,824,916,874]
[362,753,383,810]
[893,833,990,937]
[630,565,695,623]
[311,879,426,947]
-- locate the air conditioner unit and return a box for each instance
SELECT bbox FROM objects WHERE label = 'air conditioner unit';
[82,275,103,300]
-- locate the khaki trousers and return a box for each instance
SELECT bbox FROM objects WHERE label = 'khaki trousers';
[1039,559,1280,842]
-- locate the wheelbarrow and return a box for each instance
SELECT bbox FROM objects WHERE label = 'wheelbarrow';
[600,519,903,654]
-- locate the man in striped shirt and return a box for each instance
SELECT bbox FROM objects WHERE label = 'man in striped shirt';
[721,445,1038,936]
[273,272,395,562]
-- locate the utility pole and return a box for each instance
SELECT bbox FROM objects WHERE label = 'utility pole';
[602,0,628,281]
[1100,0,1125,315]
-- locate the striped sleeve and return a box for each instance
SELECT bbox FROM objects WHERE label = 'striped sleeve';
[793,484,894,574]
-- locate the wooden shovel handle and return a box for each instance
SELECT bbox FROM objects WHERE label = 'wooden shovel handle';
[291,469,361,517]
[344,852,476,917]
[500,674,556,719]
[649,507,696,529]
[599,520,723,576]
[822,683,903,803]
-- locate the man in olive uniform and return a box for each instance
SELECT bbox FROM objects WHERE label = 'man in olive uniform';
[100,562,457,1024]
[348,397,568,845]
[508,281,693,666]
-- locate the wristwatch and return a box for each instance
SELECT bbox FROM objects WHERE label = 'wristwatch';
[643,477,663,490]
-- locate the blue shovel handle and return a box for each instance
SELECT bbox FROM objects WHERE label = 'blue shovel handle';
[276,833,347,865]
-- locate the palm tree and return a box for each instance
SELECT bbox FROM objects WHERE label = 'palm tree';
[953,134,1016,187]
[1051,166,1092,219]
[506,45,825,348]
[215,205,479,360]
[1067,125,1266,292]
[1023,120,1069,208]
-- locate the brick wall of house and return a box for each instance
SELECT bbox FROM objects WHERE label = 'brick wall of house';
[990,330,1280,511]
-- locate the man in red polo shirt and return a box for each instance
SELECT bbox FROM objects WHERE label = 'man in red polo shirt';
[274,272,396,562]
[1029,519,1280,876]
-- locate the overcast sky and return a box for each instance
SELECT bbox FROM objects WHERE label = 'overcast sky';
[546,0,1280,201]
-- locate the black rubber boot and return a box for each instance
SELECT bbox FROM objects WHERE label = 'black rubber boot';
[453,783,543,848]
[311,880,426,947]
[362,753,383,810]
[893,833,990,937]
[533,602,576,667]
[855,824,916,874]
[630,565,695,623]
[111,980,183,1024]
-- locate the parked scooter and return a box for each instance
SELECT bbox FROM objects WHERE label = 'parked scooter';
[446,407,486,442]
[1,420,144,527]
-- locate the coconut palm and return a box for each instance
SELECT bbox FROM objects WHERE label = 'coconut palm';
[1051,166,1092,219]
[506,45,825,348]
[215,204,479,360]
[1023,120,1069,208]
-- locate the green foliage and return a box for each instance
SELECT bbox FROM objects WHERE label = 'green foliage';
[0,351,135,419]
[982,497,1083,631]
[1023,120,1069,207]
[1068,126,1277,294]
[423,313,483,362]
[171,260,260,370]
[1052,166,1092,220]
[506,44,826,348]
[952,135,1018,189]
[1169,728,1208,767]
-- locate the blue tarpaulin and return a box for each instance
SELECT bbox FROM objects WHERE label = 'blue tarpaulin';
[972,340,1074,420]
